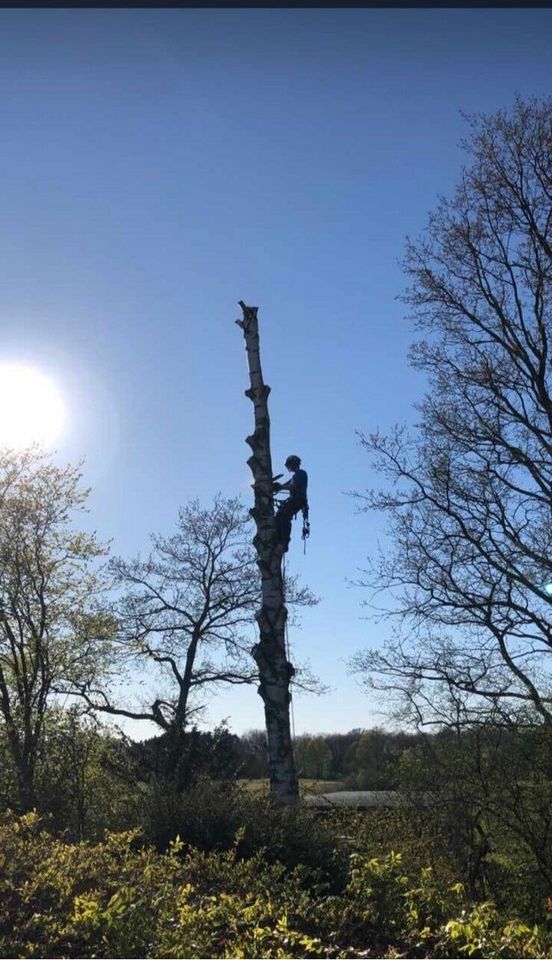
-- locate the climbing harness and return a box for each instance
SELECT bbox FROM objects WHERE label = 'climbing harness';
[272,473,311,556]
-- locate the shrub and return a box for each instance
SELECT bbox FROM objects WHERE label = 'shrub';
[324,852,548,958]
[0,812,548,959]
[140,780,349,889]
[0,812,325,959]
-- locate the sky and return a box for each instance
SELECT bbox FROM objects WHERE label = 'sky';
[1,8,551,738]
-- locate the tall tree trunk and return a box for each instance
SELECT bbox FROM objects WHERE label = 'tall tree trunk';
[16,752,36,812]
[236,301,299,806]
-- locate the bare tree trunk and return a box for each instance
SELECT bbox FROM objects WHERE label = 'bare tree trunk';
[16,747,37,812]
[236,301,299,806]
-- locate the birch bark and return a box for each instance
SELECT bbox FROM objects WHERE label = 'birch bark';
[236,301,299,806]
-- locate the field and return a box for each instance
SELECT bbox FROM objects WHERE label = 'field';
[238,779,344,795]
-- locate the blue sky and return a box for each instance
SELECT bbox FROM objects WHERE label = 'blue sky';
[1,8,551,737]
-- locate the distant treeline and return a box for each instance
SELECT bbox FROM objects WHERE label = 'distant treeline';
[0,716,419,833]
[211,726,421,788]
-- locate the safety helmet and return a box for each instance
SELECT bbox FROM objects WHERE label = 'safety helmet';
[285,455,301,469]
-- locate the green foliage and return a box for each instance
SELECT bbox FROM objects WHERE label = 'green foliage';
[130,723,243,792]
[5,711,552,953]
[396,725,552,914]
[293,736,333,780]
[343,729,402,790]
[324,851,548,958]
[0,448,113,811]
[261,727,419,786]
[0,812,548,959]
[36,710,146,840]
[0,812,325,959]
[139,779,349,889]
[0,710,145,840]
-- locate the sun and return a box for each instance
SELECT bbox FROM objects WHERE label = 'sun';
[0,364,65,449]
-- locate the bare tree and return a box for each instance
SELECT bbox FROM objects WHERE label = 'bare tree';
[351,97,552,727]
[80,495,315,736]
[0,448,112,809]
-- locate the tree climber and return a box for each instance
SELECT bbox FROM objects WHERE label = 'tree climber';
[273,455,309,552]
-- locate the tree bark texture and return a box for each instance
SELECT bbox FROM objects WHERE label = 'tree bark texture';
[236,301,299,806]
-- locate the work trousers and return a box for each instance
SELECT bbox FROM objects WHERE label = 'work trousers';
[274,496,305,552]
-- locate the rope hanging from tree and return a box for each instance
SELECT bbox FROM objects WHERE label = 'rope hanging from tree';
[282,554,297,755]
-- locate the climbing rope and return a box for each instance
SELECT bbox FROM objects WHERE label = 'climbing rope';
[282,555,297,758]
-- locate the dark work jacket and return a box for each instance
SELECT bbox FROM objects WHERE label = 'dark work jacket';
[289,468,308,504]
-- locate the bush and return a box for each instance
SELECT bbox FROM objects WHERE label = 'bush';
[0,812,548,959]
[325,851,547,958]
[139,779,349,890]
[0,712,146,841]
[0,811,325,959]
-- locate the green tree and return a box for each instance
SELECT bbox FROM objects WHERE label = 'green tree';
[33,708,140,839]
[398,719,552,907]
[294,736,333,780]
[0,448,113,809]
[238,728,269,779]
[343,729,397,790]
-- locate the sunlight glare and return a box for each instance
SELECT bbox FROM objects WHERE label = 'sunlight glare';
[0,364,65,449]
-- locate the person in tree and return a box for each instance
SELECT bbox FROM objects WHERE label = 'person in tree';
[273,455,308,552]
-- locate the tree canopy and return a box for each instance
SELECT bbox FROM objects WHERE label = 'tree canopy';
[352,96,552,727]
[0,448,112,808]
[80,495,316,735]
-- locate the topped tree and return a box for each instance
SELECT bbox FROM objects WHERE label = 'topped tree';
[236,301,298,806]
